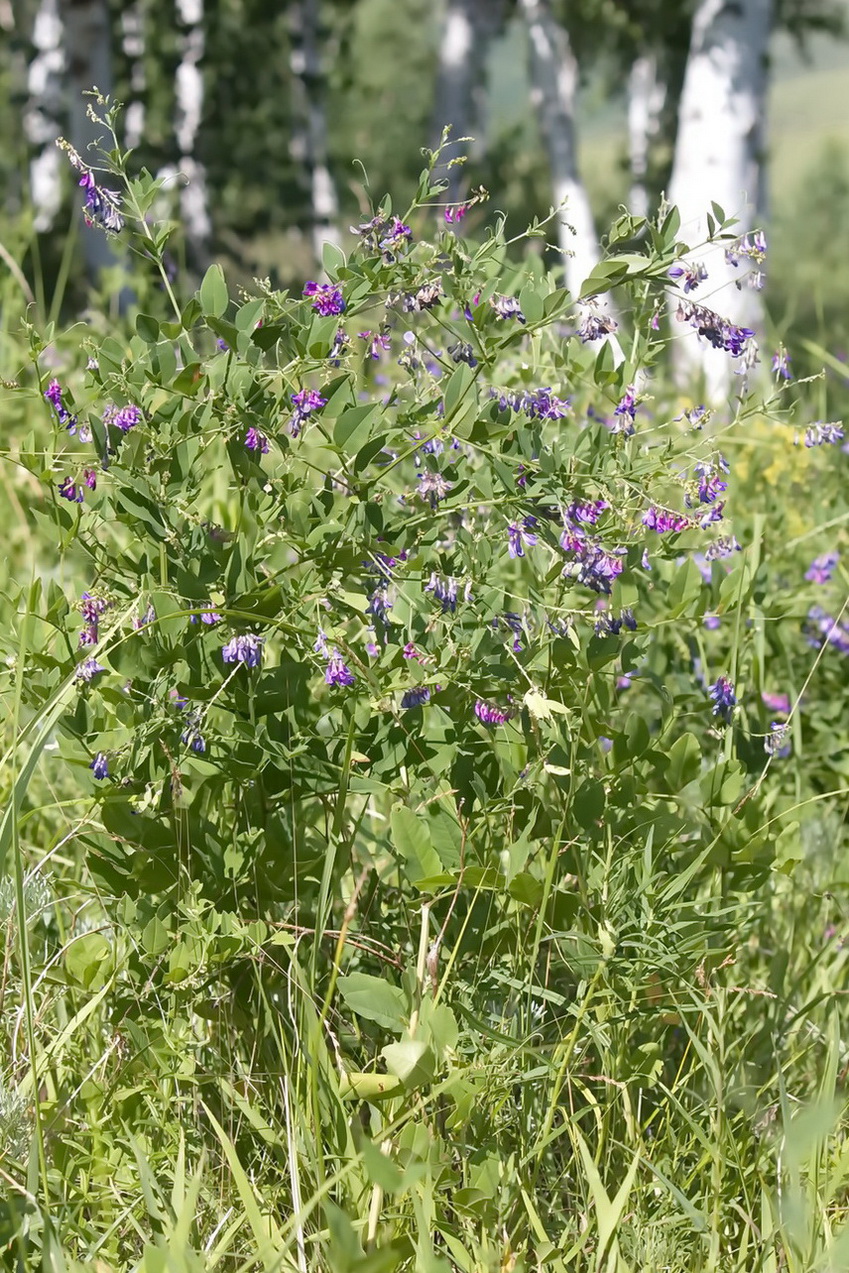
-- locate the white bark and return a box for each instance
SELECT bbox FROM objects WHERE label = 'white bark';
[627,52,666,220]
[667,0,774,399]
[432,0,490,205]
[519,0,602,300]
[25,0,66,232]
[62,0,119,279]
[289,0,342,266]
[120,2,146,151]
[175,0,212,259]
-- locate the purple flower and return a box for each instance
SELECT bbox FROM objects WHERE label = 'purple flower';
[222,633,263,668]
[764,722,791,758]
[325,650,355,687]
[491,295,526,323]
[76,168,124,233]
[59,477,84,503]
[367,586,392,620]
[425,573,458,613]
[675,301,755,356]
[79,592,109,645]
[290,387,328,437]
[417,471,452,508]
[447,340,477,367]
[329,329,349,366]
[89,752,110,780]
[401,686,431,709]
[358,330,392,360]
[696,502,726,529]
[44,379,78,433]
[680,404,710,430]
[303,281,345,316]
[668,262,707,293]
[595,609,636,636]
[444,204,469,225]
[613,385,638,429]
[643,506,689,533]
[725,230,767,267]
[245,427,269,453]
[104,403,142,433]
[379,217,412,255]
[184,730,206,753]
[806,551,839,584]
[133,603,156,629]
[181,711,207,752]
[565,500,608,528]
[703,614,721,630]
[75,657,105,682]
[474,700,513,726]
[190,610,222,625]
[704,535,741,560]
[507,519,538,558]
[806,606,849,656]
[580,311,618,343]
[708,674,737,722]
[804,422,844,448]
[762,691,791,715]
[691,458,730,505]
[574,544,625,595]
[772,348,792,380]
[522,388,570,421]
[404,280,443,312]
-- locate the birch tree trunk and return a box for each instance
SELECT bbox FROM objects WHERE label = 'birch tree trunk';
[627,51,665,220]
[431,0,501,206]
[62,0,119,279]
[174,0,212,263]
[667,0,774,399]
[25,0,66,232]
[518,0,602,301]
[120,1,146,151]
[290,0,342,267]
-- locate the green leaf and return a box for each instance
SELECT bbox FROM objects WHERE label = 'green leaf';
[199,263,229,318]
[390,804,442,884]
[700,759,746,807]
[136,313,160,343]
[665,733,701,791]
[65,932,111,989]
[381,1039,435,1089]
[574,778,606,829]
[443,363,475,418]
[668,557,703,615]
[322,240,346,279]
[334,403,379,452]
[337,973,408,1031]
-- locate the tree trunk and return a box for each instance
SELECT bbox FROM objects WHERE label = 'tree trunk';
[431,0,501,206]
[518,0,602,301]
[174,0,212,263]
[627,51,666,220]
[62,0,120,280]
[667,0,774,399]
[25,0,65,232]
[290,0,342,268]
[120,1,145,151]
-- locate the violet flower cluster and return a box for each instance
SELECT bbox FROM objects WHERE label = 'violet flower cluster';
[303,281,345,317]
[708,674,737,722]
[222,633,263,668]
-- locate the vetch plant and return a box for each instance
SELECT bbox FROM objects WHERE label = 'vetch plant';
[6,92,847,1267]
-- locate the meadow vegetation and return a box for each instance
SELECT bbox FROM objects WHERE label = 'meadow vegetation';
[1,94,849,1273]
